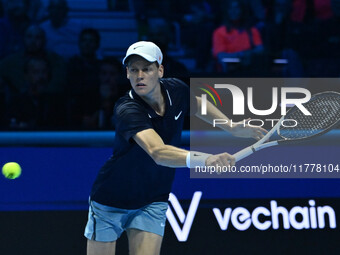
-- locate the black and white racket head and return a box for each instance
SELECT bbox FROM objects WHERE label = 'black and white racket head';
[278,91,340,141]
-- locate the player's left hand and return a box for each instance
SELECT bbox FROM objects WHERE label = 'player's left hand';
[230,118,268,140]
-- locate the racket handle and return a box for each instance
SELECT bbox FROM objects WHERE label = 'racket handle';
[233,146,254,162]
[233,141,278,162]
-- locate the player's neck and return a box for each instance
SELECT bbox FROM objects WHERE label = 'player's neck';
[141,84,165,116]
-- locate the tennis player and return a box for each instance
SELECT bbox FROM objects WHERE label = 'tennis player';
[84,41,266,255]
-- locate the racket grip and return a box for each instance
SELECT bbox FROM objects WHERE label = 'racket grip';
[233,146,254,162]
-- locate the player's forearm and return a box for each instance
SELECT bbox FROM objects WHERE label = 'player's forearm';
[151,145,221,169]
[134,129,211,168]
[150,145,188,167]
[195,96,232,132]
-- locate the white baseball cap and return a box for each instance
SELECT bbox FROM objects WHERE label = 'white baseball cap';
[122,41,163,65]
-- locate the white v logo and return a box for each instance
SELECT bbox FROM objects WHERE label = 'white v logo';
[174,111,182,120]
[166,192,202,242]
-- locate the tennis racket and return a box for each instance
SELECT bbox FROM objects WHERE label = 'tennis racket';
[233,91,340,162]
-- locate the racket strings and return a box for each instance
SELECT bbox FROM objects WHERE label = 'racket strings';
[279,93,340,139]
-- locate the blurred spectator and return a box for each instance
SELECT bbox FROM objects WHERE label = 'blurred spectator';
[27,0,49,23]
[181,0,216,72]
[0,0,30,59]
[158,40,190,79]
[98,57,126,103]
[40,0,88,59]
[82,57,127,129]
[263,0,304,77]
[69,57,127,130]
[289,0,340,76]
[212,0,264,74]
[246,0,266,30]
[66,28,102,128]
[67,28,101,92]
[147,24,190,78]
[290,0,336,56]
[0,25,66,96]
[291,0,334,22]
[6,56,66,129]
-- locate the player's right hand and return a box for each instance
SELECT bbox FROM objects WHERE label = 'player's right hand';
[206,153,235,167]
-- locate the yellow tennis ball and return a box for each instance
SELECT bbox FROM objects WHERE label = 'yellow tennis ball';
[2,162,22,179]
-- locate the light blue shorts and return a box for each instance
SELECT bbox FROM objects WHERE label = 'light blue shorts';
[84,200,168,242]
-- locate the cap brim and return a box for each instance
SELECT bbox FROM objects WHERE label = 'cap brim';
[122,53,157,65]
